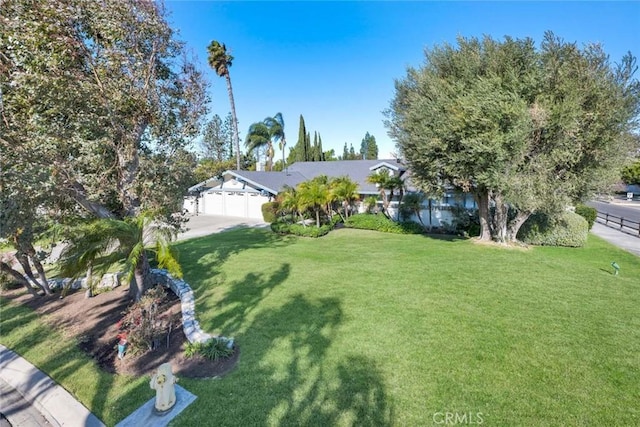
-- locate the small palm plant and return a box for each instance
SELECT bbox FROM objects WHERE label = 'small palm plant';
[58,213,182,301]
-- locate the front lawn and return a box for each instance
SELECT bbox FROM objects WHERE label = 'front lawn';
[2,227,639,426]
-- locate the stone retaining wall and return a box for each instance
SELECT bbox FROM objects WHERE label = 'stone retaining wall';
[46,269,232,347]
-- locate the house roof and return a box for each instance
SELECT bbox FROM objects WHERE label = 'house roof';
[222,170,308,195]
[198,159,409,196]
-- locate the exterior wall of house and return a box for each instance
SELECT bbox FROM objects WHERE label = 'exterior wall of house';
[359,191,476,228]
[183,178,270,219]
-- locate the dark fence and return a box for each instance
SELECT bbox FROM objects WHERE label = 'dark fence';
[596,211,640,237]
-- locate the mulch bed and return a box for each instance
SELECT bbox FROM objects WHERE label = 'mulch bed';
[2,285,238,379]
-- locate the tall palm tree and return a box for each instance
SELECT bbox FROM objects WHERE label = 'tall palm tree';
[245,122,272,170]
[58,213,182,301]
[265,113,286,171]
[207,40,241,170]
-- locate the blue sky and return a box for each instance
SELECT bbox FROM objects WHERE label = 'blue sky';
[165,1,639,160]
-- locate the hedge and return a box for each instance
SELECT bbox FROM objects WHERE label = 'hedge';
[574,204,597,230]
[518,210,588,247]
[344,214,424,234]
[270,221,334,238]
[261,202,278,223]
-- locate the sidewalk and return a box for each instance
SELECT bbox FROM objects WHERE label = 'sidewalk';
[590,222,640,257]
[0,345,105,427]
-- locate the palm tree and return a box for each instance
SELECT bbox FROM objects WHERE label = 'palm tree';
[298,176,330,228]
[367,171,404,220]
[401,192,429,229]
[245,122,272,170]
[330,176,359,220]
[207,40,241,170]
[277,185,302,224]
[265,113,286,172]
[58,213,182,301]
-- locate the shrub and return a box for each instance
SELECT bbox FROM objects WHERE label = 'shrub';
[448,206,480,237]
[118,286,173,354]
[271,221,333,238]
[261,202,279,223]
[185,337,234,361]
[518,210,588,247]
[574,204,597,230]
[344,213,424,234]
[0,270,22,291]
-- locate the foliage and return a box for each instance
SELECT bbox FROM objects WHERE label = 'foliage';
[246,113,286,171]
[270,221,334,238]
[1,0,208,266]
[341,142,362,160]
[344,214,424,234]
[261,202,279,223]
[367,169,405,219]
[621,159,640,185]
[363,196,378,213]
[58,213,182,300]
[574,204,598,230]
[0,269,22,291]
[329,176,359,220]
[201,113,234,161]
[118,286,172,354]
[518,210,588,247]
[445,206,481,237]
[359,132,379,160]
[297,176,331,228]
[386,32,640,243]
[184,337,234,361]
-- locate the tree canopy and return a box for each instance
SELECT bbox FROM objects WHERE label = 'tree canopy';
[386,33,640,242]
[1,0,208,297]
[360,132,379,160]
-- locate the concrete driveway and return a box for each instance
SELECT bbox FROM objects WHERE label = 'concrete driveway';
[176,214,268,241]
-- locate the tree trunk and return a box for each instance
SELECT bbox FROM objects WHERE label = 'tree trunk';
[64,179,116,219]
[396,188,404,221]
[130,252,151,301]
[492,192,509,243]
[1,261,38,297]
[116,140,142,218]
[225,73,241,170]
[474,191,492,241]
[315,209,320,228]
[22,242,52,294]
[507,210,532,243]
[14,251,51,295]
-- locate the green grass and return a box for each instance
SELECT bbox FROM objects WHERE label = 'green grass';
[2,227,640,426]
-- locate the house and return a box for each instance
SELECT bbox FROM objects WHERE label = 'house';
[184,159,476,227]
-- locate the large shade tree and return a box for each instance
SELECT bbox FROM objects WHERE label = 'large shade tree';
[386,33,640,242]
[207,40,241,170]
[1,0,208,297]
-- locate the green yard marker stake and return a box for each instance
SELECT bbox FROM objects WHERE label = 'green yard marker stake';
[611,262,620,276]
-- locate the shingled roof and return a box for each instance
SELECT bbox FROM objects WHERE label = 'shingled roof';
[228,159,407,195]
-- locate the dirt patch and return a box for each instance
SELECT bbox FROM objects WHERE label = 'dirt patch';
[2,286,238,379]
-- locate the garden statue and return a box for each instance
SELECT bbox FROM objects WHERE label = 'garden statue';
[149,362,177,413]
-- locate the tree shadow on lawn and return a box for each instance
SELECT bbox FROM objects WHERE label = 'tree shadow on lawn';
[174,227,294,283]
[180,284,393,426]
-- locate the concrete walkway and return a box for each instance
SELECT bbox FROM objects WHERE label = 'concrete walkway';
[0,345,105,427]
[590,221,640,257]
